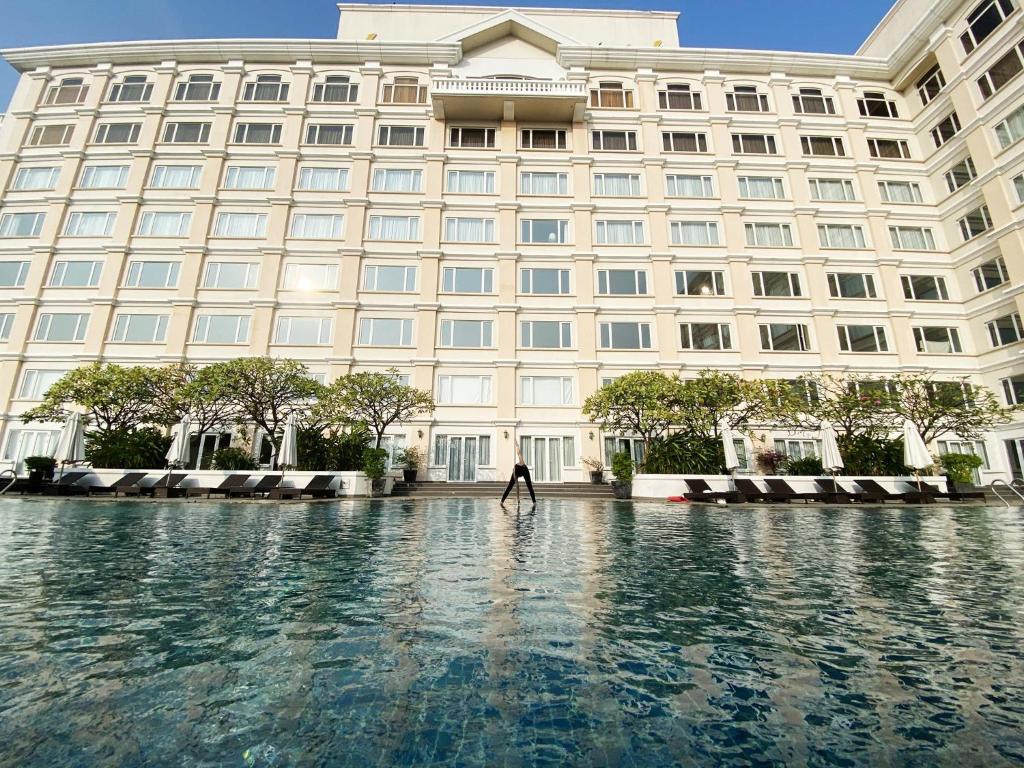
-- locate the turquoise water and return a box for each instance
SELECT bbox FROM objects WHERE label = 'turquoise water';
[1,499,1023,767]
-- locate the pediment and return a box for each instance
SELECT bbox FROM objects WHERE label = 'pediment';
[438,9,580,55]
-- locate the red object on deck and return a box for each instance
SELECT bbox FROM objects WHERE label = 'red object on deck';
[666,496,689,503]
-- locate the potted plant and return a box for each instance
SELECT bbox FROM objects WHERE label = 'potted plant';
[362,447,389,497]
[396,446,422,483]
[939,452,983,493]
[582,456,605,484]
[755,448,787,475]
[24,456,57,482]
[610,451,634,499]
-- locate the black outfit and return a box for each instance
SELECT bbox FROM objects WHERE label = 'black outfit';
[501,462,536,503]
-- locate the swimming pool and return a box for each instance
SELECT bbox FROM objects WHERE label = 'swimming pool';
[1,498,1023,766]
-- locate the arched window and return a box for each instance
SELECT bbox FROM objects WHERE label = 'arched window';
[961,0,1017,54]
[174,73,222,102]
[312,75,359,103]
[108,75,153,103]
[242,74,290,102]
[382,76,427,104]
[658,82,702,111]
[44,77,88,106]
[726,84,769,113]
[792,87,835,115]
[590,81,634,108]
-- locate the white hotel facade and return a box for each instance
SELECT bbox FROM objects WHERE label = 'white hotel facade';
[0,0,1023,482]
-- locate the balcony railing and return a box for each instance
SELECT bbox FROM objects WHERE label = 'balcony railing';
[431,78,586,98]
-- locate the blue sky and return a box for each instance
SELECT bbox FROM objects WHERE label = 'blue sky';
[0,0,895,109]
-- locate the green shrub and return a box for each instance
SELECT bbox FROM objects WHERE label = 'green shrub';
[296,425,370,471]
[362,447,388,480]
[836,435,909,476]
[85,427,172,469]
[939,453,982,485]
[24,456,57,477]
[210,446,258,471]
[396,446,423,469]
[785,455,824,476]
[644,433,726,474]
[611,451,634,485]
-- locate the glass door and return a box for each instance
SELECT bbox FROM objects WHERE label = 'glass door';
[447,436,478,482]
[524,437,562,482]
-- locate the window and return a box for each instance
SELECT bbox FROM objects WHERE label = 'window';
[774,438,820,460]
[745,222,794,247]
[290,213,344,239]
[592,130,637,151]
[358,318,413,346]
[233,123,281,145]
[0,314,13,341]
[958,205,993,240]
[447,170,494,194]
[808,178,855,201]
[738,176,785,199]
[858,92,899,118]
[878,180,922,203]
[732,134,778,154]
[890,226,937,250]
[520,129,567,149]
[367,215,419,241]
[726,85,769,112]
[1002,375,1024,405]
[760,324,810,351]
[520,268,570,295]
[125,261,180,288]
[837,325,889,352]
[867,139,911,159]
[438,375,492,405]
[931,112,962,147]
[670,221,720,246]
[298,167,349,191]
[151,165,202,189]
[34,313,88,342]
[202,263,259,289]
[444,217,494,243]
[110,314,168,343]
[224,166,276,190]
[590,81,633,108]
[995,103,1024,147]
[801,136,845,157]
[243,74,288,102]
[945,156,978,192]
[595,220,644,245]
[213,212,267,238]
[666,174,713,198]
[0,261,29,287]
[162,122,210,144]
[818,224,866,249]
[972,255,1009,291]
[174,74,220,102]
[988,312,1024,346]
[916,65,947,105]
[0,212,44,238]
[49,260,102,287]
[520,321,572,349]
[449,127,495,148]
[18,370,66,400]
[108,75,152,103]
[914,326,963,354]
[659,83,702,110]
[521,172,568,195]
[440,319,493,348]
[80,165,129,189]
[381,77,426,104]
[1015,172,1024,202]
[792,87,835,115]
[274,317,333,345]
[13,166,59,191]
[28,124,73,147]
[962,0,1017,53]
[599,322,652,350]
[377,125,424,147]
[94,123,140,144]
[313,75,357,103]
[675,270,725,296]
[827,273,877,299]
[597,269,647,295]
[753,271,802,297]
[977,42,1024,98]
[192,315,250,344]
[520,219,568,244]
[901,274,949,300]
[679,323,732,350]
[44,77,88,106]
[282,264,338,291]
[64,211,115,237]
[363,265,417,292]
[137,211,191,237]
[520,377,573,406]
[442,267,493,294]
[305,124,353,146]
[372,168,422,192]
[662,131,708,153]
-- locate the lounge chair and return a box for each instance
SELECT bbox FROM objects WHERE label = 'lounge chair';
[186,474,251,498]
[267,485,302,500]
[86,472,149,496]
[228,475,281,498]
[853,479,909,503]
[301,474,340,499]
[914,480,985,502]
[35,470,91,496]
[684,478,745,503]
[733,479,775,503]
[815,478,861,504]
[147,473,189,498]
[765,478,827,503]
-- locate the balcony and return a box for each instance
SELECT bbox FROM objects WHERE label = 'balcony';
[431,78,587,122]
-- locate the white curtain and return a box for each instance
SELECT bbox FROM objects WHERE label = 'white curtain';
[742,177,780,198]
[523,173,566,195]
[670,175,710,197]
[215,213,266,238]
[298,168,347,191]
[140,212,190,237]
[814,180,849,201]
[749,224,792,247]
[598,221,642,244]
[820,225,863,248]
[369,216,418,240]
[82,166,128,189]
[997,106,1024,147]
[447,171,493,194]
[445,218,493,242]
[152,165,200,189]
[672,221,718,246]
[885,183,917,203]
[66,212,114,236]
[291,214,343,239]
[374,169,421,192]
[226,166,274,189]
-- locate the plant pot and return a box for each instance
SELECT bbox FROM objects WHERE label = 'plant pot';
[611,481,632,500]
[370,478,387,497]
[402,469,418,483]
[589,471,604,485]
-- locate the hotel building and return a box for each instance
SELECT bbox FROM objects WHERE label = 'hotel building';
[0,0,1022,482]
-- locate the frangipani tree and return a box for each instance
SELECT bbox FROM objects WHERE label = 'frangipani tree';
[885,372,1016,443]
[582,371,688,452]
[323,369,434,449]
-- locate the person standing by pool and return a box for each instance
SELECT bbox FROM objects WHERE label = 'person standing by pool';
[500,440,536,505]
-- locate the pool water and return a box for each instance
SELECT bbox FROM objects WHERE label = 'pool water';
[1,499,1023,767]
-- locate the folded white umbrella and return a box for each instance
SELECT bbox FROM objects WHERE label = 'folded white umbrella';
[165,416,192,469]
[819,420,844,474]
[277,412,298,476]
[53,412,85,481]
[719,418,740,472]
[902,419,932,492]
